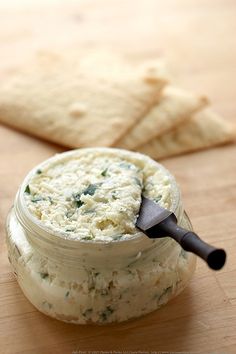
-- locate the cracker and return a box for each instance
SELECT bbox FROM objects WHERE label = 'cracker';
[0,54,165,148]
[137,108,235,160]
[115,86,208,149]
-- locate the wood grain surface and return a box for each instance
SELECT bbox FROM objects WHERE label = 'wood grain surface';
[0,1,236,353]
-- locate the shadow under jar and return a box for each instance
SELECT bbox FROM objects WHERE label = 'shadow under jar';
[6,147,196,324]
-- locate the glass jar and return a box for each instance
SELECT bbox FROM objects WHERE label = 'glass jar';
[6,148,196,324]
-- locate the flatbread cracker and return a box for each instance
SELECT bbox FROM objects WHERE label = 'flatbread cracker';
[115,86,208,149]
[137,108,235,160]
[0,55,165,148]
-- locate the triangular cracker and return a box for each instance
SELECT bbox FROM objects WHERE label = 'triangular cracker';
[115,86,208,149]
[137,109,235,160]
[0,54,165,148]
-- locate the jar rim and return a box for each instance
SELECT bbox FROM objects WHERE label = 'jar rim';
[15,147,182,249]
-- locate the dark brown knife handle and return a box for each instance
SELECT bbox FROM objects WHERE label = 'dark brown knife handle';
[158,215,226,270]
[180,232,226,270]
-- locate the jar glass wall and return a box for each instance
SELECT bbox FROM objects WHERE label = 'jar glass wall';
[6,148,196,324]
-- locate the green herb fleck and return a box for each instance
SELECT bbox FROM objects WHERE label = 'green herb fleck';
[73,193,84,208]
[66,210,74,218]
[31,195,45,203]
[113,234,123,241]
[82,308,93,318]
[100,306,114,321]
[65,291,70,298]
[65,228,75,232]
[42,301,52,309]
[40,272,49,279]
[154,195,162,203]
[73,183,101,208]
[111,192,118,200]
[76,200,84,208]
[159,286,172,301]
[36,169,42,174]
[83,183,99,196]
[81,235,95,241]
[94,272,100,277]
[83,209,96,215]
[15,244,21,257]
[48,196,53,204]
[25,185,31,194]
[133,177,142,187]
[119,162,132,169]
[101,168,108,177]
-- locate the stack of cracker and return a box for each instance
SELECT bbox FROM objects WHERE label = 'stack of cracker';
[0,50,234,159]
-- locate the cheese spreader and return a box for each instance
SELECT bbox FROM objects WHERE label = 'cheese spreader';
[136,196,226,270]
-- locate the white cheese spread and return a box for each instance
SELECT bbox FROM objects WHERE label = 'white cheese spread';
[23,148,172,241]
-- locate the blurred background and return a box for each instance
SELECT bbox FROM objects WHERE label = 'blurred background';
[0,0,235,121]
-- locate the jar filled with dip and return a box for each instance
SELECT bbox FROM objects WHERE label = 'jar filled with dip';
[6,148,196,324]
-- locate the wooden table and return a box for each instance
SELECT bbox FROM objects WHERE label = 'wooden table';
[0,1,236,353]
